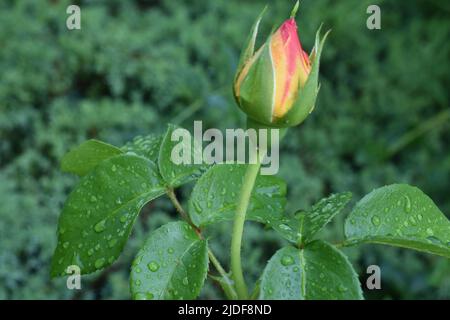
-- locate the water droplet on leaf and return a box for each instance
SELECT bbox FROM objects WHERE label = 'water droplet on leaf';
[94,219,107,233]
[371,215,381,226]
[280,255,294,266]
[95,258,105,269]
[404,195,412,213]
[147,261,160,272]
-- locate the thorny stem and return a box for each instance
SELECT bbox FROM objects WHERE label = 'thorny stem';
[230,150,264,299]
[166,188,236,299]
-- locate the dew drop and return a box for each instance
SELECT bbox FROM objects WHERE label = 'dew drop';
[193,201,203,213]
[133,293,147,300]
[119,214,128,223]
[108,239,118,248]
[338,284,348,293]
[280,255,294,266]
[94,219,107,233]
[147,261,160,272]
[94,258,105,269]
[426,236,441,245]
[404,195,412,213]
[371,215,381,226]
[278,224,292,231]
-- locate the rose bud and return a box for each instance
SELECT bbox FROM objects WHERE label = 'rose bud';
[233,2,329,128]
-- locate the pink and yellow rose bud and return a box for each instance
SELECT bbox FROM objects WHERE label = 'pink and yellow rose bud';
[233,3,329,128]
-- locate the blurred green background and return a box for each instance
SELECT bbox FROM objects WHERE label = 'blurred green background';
[0,0,449,299]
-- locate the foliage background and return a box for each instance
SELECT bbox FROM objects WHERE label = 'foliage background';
[0,0,449,299]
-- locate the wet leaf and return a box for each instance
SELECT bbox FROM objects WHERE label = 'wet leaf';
[61,139,123,176]
[270,192,352,244]
[345,184,450,258]
[51,155,166,277]
[130,221,208,300]
[158,124,207,187]
[188,164,286,227]
[259,241,363,300]
[122,134,163,163]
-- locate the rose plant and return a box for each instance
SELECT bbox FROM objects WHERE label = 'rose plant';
[51,2,450,300]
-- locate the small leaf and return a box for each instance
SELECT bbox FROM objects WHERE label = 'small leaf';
[298,192,352,243]
[267,192,352,245]
[188,164,286,227]
[61,139,123,176]
[158,124,207,187]
[130,221,209,300]
[345,184,450,258]
[51,155,166,277]
[259,241,363,300]
[122,134,163,163]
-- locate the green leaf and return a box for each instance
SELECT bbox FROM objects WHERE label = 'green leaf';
[345,184,450,258]
[130,221,209,300]
[188,164,286,227]
[298,192,352,243]
[271,192,352,245]
[61,139,123,176]
[158,124,207,188]
[259,241,363,300]
[122,134,163,163]
[51,155,166,277]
